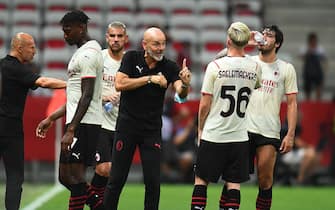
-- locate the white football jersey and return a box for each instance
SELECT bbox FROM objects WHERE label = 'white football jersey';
[101,49,121,131]
[201,56,261,143]
[246,56,298,139]
[66,40,103,125]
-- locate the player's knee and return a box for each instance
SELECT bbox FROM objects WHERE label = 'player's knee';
[58,175,71,189]
[258,173,273,188]
[305,147,316,159]
[95,163,111,177]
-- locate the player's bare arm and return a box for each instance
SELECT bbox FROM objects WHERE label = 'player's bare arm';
[115,71,167,91]
[61,78,94,152]
[280,93,298,153]
[35,77,66,89]
[198,94,212,145]
[36,104,66,138]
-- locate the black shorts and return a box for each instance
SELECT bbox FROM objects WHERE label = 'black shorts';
[60,124,101,166]
[248,132,281,174]
[194,140,250,183]
[95,128,115,163]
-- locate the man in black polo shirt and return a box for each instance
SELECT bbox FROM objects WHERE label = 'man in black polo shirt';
[0,32,66,210]
[104,27,192,210]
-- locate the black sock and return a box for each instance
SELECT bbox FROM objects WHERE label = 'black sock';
[86,173,108,210]
[219,184,228,209]
[69,183,87,210]
[221,189,240,210]
[191,185,207,210]
[256,187,272,210]
[90,173,108,201]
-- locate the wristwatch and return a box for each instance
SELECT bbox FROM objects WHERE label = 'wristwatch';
[147,75,152,84]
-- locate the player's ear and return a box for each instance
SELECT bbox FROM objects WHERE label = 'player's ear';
[142,40,147,51]
[105,33,109,43]
[125,34,129,44]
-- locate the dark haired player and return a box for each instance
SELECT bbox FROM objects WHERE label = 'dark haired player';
[37,10,104,210]
[246,25,298,210]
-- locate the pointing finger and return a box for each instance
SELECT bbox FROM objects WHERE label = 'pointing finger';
[182,58,187,69]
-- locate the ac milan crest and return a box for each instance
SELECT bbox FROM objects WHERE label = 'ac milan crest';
[116,140,123,151]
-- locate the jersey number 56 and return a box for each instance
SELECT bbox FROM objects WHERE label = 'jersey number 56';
[220,85,251,118]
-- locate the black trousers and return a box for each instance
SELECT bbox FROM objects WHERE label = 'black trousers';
[0,135,24,210]
[104,131,161,210]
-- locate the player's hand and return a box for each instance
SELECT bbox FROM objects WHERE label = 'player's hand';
[197,130,202,146]
[248,31,259,46]
[104,92,121,106]
[179,58,191,86]
[279,135,294,154]
[36,118,53,138]
[151,74,167,88]
[61,130,74,153]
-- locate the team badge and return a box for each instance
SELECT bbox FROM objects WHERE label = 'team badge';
[116,140,123,151]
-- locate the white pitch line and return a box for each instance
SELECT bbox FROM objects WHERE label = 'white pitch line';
[22,184,65,210]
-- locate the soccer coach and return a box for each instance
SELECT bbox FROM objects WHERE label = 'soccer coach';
[104,27,192,210]
[0,32,66,210]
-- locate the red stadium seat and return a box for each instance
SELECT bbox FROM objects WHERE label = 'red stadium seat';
[13,0,40,11]
[197,0,228,16]
[168,0,197,15]
[75,0,104,12]
[106,0,136,14]
[138,0,167,15]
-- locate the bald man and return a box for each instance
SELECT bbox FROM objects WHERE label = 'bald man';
[0,32,66,210]
[104,27,192,210]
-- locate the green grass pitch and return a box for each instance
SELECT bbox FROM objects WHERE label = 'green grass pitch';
[4,183,333,210]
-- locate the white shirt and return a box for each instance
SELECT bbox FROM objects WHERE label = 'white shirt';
[101,49,121,131]
[201,56,261,143]
[66,40,103,125]
[246,56,298,139]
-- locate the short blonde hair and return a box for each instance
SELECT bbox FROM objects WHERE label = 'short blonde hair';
[228,22,250,47]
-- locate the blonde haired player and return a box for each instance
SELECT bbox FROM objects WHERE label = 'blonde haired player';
[190,22,261,210]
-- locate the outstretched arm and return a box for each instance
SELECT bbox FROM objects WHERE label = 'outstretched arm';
[35,77,66,89]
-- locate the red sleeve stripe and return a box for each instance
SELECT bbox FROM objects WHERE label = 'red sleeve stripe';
[213,60,220,69]
[81,76,96,79]
[201,92,212,96]
[285,92,298,96]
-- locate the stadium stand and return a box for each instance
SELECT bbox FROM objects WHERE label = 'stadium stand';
[168,0,197,16]
[197,15,229,31]
[12,10,40,26]
[106,0,136,14]
[197,0,228,16]
[75,0,105,13]
[44,0,74,11]
[138,0,167,15]
[135,12,166,30]
[168,14,198,30]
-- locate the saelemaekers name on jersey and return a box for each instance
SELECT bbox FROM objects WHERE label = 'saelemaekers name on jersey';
[218,69,257,81]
